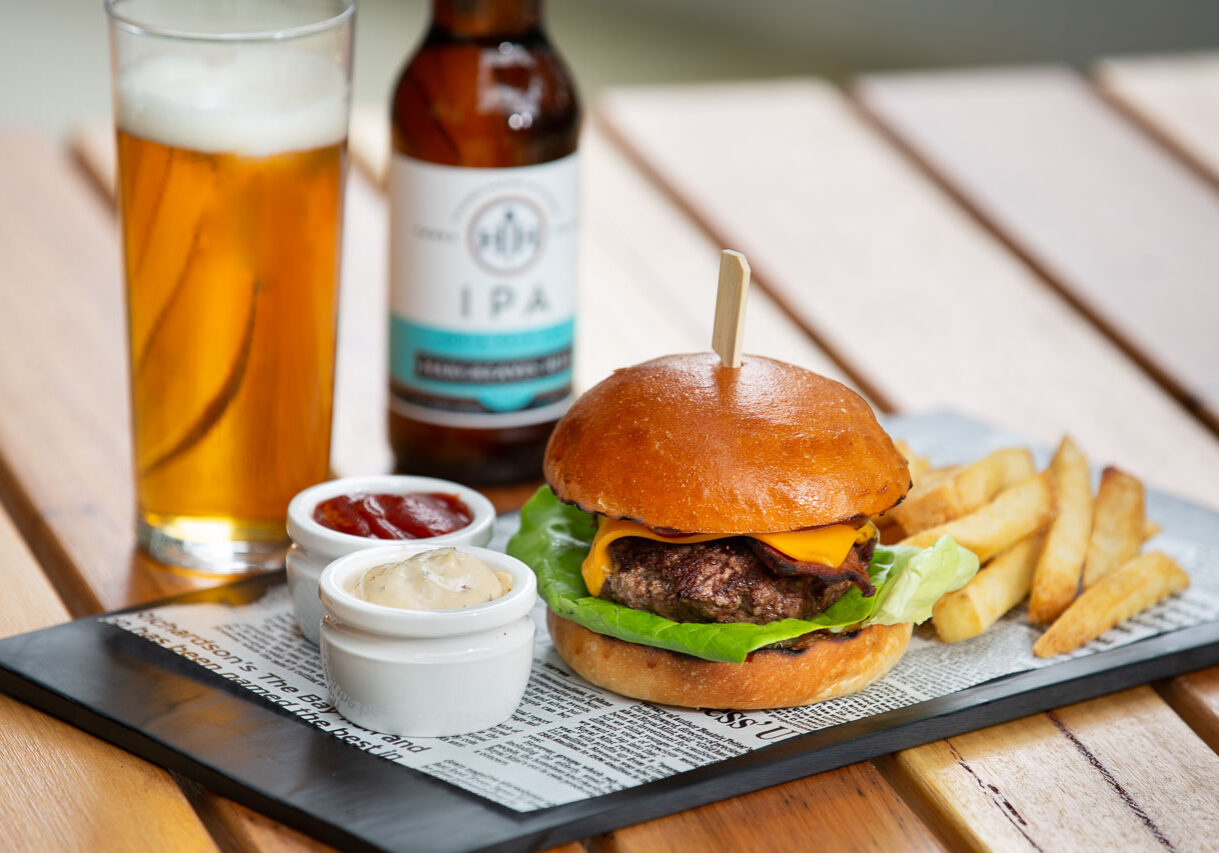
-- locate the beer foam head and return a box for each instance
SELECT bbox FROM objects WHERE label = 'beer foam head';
[117,49,348,155]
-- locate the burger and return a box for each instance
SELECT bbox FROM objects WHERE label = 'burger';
[508,353,977,710]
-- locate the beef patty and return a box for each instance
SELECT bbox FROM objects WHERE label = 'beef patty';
[599,536,876,625]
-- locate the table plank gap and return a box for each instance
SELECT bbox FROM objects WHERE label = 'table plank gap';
[1096,52,1219,192]
[871,754,979,853]
[175,775,337,853]
[68,124,116,203]
[856,67,1219,434]
[0,448,102,616]
[1155,672,1219,756]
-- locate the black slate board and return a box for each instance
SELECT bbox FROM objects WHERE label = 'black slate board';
[3,412,1219,852]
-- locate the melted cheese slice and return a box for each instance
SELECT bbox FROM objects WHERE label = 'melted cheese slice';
[582,517,875,596]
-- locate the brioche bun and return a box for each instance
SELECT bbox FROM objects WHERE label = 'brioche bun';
[544,353,909,533]
[548,611,912,710]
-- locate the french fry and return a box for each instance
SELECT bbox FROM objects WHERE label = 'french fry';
[1143,520,1162,542]
[900,472,1054,563]
[908,464,961,494]
[888,447,1035,536]
[1033,552,1189,657]
[874,465,960,543]
[1028,436,1093,625]
[934,531,1045,643]
[1083,467,1145,587]
[893,439,931,486]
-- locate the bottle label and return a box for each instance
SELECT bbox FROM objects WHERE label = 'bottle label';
[389,152,578,428]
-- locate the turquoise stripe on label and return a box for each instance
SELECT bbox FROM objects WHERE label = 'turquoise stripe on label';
[390,317,573,413]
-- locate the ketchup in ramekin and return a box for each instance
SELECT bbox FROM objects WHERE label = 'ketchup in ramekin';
[312,492,473,540]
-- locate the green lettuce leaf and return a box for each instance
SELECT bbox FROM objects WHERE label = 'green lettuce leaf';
[507,486,978,664]
[869,538,981,626]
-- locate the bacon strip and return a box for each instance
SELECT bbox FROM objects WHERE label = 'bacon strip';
[747,537,877,597]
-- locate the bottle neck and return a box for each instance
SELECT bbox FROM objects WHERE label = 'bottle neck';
[431,0,542,38]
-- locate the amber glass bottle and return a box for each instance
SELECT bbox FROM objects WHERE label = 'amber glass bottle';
[388,0,580,485]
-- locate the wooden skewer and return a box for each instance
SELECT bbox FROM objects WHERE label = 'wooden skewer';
[711,249,751,368]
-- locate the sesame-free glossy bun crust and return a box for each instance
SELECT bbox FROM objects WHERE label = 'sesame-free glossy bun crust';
[545,353,909,533]
[548,612,912,709]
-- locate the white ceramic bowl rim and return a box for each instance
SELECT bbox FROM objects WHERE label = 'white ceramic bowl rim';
[319,543,537,638]
[287,474,496,560]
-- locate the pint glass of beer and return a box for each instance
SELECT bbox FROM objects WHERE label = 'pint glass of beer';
[106,0,353,571]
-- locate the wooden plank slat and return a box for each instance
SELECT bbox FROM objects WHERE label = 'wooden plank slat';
[598,79,1219,850]
[0,505,217,851]
[1097,52,1219,188]
[885,687,1219,852]
[594,765,943,853]
[856,67,1219,431]
[599,80,1219,512]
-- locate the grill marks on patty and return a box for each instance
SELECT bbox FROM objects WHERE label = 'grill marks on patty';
[600,535,876,625]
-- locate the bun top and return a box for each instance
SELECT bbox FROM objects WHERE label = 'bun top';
[544,353,909,533]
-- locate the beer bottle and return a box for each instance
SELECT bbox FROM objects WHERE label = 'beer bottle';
[388,0,580,485]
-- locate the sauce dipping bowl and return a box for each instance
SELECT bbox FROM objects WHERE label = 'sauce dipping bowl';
[286,475,495,645]
[318,543,537,737]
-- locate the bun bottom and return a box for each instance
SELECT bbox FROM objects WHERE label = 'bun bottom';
[547,611,912,710]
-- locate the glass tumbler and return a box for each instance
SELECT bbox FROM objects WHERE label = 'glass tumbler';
[106,0,354,571]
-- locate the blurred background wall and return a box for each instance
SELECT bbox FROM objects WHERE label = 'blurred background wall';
[4,0,1219,138]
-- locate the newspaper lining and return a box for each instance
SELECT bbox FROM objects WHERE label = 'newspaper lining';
[101,414,1219,812]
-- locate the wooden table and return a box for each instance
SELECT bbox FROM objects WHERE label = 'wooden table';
[3,52,1219,851]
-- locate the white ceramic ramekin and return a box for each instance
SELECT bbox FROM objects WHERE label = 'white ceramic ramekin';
[318,543,537,737]
[286,475,495,644]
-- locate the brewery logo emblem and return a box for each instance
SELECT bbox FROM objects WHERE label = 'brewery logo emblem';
[466,195,546,275]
